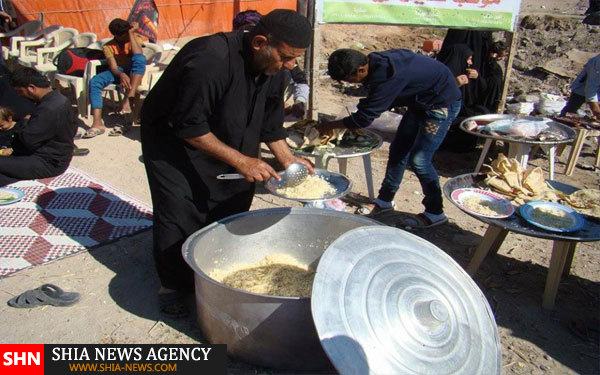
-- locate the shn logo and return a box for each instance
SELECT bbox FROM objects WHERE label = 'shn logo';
[0,345,44,375]
[3,352,41,366]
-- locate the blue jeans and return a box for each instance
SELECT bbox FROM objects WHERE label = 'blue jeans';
[560,92,585,116]
[378,101,461,214]
[89,53,147,110]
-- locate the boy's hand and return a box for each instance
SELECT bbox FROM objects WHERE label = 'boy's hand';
[129,22,139,32]
[119,73,131,91]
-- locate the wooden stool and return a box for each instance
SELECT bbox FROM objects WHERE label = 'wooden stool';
[564,127,600,176]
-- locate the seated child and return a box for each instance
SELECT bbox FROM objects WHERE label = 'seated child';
[0,107,21,156]
[84,19,147,138]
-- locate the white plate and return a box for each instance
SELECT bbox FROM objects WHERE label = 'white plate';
[451,188,514,219]
[0,187,25,205]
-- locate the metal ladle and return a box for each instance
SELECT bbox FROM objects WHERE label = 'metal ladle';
[217,162,309,188]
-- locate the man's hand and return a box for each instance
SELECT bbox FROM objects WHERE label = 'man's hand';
[588,102,600,120]
[119,73,131,91]
[466,68,478,79]
[0,147,13,156]
[456,74,469,86]
[236,156,280,182]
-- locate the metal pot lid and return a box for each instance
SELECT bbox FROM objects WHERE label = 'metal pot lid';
[311,226,501,375]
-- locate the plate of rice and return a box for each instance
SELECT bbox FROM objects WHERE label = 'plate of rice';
[520,201,585,232]
[265,169,352,202]
[451,188,515,219]
[0,187,25,205]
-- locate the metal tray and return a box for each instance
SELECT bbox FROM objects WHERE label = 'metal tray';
[264,169,352,202]
[291,128,383,159]
[459,114,576,145]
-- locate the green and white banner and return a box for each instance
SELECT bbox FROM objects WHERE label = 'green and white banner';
[317,0,522,31]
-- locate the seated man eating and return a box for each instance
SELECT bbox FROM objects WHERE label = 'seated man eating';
[0,67,77,186]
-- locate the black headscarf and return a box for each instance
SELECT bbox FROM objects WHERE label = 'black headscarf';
[437,30,495,153]
[438,30,493,109]
[437,44,473,77]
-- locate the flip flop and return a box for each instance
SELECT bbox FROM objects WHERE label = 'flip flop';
[158,291,189,318]
[108,125,130,137]
[73,147,90,156]
[82,128,105,139]
[7,284,80,308]
[342,192,372,207]
[396,213,448,230]
[356,202,396,216]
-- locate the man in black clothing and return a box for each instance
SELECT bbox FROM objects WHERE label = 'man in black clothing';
[232,10,310,118]
[0,68,77,186]
[140,9,313,317]
[0,75,34,121]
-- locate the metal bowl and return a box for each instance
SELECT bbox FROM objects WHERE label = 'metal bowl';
[181,207,381,370]
[264,168,352,202]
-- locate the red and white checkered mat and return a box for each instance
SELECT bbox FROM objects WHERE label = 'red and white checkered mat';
[0,167,153,278]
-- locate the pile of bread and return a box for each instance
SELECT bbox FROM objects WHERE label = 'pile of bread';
[286,120,346,149]
[483,154,599,218]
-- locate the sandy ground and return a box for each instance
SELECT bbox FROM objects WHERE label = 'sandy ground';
[1,1,599,374]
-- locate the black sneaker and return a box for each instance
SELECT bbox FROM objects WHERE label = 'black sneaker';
[583,11,600,25]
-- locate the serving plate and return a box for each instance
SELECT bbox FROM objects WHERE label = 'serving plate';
[451,188,514,219]
[519,201,585,233]
[264,169,352,202]
[0,187,25,206]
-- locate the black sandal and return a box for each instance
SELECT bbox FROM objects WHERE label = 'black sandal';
[158,291,189,318]
[108,125,131,137]
[7,284,80,308]
[396,213,448,230]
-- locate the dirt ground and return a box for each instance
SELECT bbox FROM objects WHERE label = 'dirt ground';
[1,1,599,374]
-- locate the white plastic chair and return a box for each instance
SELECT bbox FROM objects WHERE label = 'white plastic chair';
[0,20,41,39]
[53,37,109,120]
[136,70,163,97]
[15,27,78,67]
[29,32,97,74]
[132,70,164,121]
[3,25,62,61]
[87,38,112,50]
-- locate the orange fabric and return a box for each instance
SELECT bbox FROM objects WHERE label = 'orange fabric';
[11,0,297,40]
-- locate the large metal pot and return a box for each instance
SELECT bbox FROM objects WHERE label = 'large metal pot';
[182,207,381,370]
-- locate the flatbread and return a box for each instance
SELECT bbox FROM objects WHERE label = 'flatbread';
[522,167,546,194]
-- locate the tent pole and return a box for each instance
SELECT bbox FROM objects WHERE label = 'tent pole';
[307,0,320,121]
[297,0,308,16]
[497,30,518,113]
[298,0,309,78]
